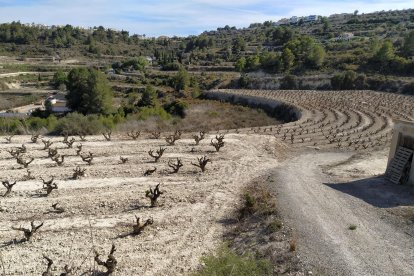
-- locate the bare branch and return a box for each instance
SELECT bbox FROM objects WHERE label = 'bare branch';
[80,152,94,165]
[102,130,112,141]
[191,156,211,172]
[193,130,206,145]
[72,166,86,180]
[148,147,166,162]
[11,220,43,241]
[132,216,154,235]
[119,156,128,164]
[145,183,163,207]
[2,180,16,197]
[42,139,54,150]
[31,134,41,143]
[127,131,141,140]
[168,158,183,173]
[165,130,182,146]
[94,244,117,274]
[143,167,157,176]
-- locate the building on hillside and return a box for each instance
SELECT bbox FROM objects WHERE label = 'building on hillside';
[304,15,319,22]
[386,120,414,186]
[336,32,354,41]
[145,56,154,65]
[45,95,71,114]
[106,68,115,75]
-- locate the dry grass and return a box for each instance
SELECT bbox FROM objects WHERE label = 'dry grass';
[239,184,276,220]
[0,92,42,111]
[289,238,297,252]
[176,99,280,132]
[221,176,304,275]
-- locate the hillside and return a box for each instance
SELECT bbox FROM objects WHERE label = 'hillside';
[0,7,414,276]
[0,9,413,95]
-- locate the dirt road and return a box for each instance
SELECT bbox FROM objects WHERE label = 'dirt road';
[273,151,414,275]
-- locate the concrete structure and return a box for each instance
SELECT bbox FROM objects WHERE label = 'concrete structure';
[386,120,414,186]
[45,95,71,114]
[145,56,155,65]
[304,15,318,22]
[336,32,354,41]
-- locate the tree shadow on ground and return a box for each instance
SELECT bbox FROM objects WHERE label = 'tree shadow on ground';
[324,176,414,208]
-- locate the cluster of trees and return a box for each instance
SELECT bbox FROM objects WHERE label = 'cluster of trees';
[112,56,148,72]
[185,35,215,52]
[0,22,140,47]
[235,36,325,73]
[65,68,113,115]
[38,66,197,134]
[265,26,294,46]
[331,71,367,90]
[367,33,414,75]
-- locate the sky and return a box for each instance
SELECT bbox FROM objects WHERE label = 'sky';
[0,0,412,37]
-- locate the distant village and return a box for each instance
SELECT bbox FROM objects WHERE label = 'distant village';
[274,14,320,26]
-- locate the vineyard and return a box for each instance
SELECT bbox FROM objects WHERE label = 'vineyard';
[1,89,414,274]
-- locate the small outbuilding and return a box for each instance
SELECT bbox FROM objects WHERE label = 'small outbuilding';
[386,120,414,186]
[45,94,71,114]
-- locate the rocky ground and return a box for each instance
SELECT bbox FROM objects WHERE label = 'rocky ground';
[0,133,280,275]
[1,89,414,275]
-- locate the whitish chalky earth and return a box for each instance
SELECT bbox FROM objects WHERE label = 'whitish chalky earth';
[1,89,414,275]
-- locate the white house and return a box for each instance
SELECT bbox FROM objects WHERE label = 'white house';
[45,95,71,113]
[336,32,354,41]
[304,15,319,22]
[145,56,154,65]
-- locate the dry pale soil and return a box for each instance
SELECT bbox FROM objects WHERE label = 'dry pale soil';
[1,89,414,275]
[0,133,280,275]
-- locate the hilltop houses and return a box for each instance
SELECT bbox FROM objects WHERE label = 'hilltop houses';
[274,15,320,26]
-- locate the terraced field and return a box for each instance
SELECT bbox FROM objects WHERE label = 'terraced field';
[0,132,280,275]
[208,89,414,151]
[1,89,414,275]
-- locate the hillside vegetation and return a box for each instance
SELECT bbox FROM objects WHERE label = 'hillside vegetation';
[0,9,413,79]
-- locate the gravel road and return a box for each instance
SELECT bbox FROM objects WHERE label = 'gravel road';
[273,151,414,276]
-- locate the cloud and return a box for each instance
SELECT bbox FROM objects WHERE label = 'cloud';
[0,0,412,36]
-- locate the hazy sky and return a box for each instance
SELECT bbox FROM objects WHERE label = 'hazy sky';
[0,0,412,36]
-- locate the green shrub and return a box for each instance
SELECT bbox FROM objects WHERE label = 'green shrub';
[164,100,188,118]
[55,113,104,135]
[331,71,367,90]
[348,224,357,230]
[402,82,414,95]
[135,106,171,121]
[26,117,48,131]
[196,245,272,276]
[161,62,182,71]
[51,69,67,89]
[267,220,283,233]
[0,81,8,91]
[239,187,275,220]
[280,75,298,89]
[0,118,23,134]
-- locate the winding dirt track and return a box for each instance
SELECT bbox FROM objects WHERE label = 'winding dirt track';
[274,152,414,276]
[207,89,414,275]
